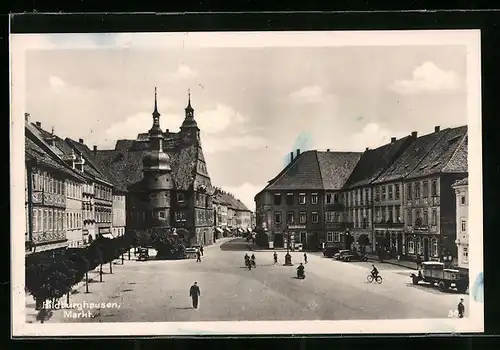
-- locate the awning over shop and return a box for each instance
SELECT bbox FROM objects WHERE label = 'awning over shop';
[247,228,252,232]
[216,227,223,233]
[238,228,243,233]
[223,227,231,233]
[101,233,114,239]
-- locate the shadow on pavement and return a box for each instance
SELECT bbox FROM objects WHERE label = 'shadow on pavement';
[405,282,467,295]
[219,238,252,251]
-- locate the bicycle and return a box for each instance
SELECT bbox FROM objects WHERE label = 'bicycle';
[367,274,383,284]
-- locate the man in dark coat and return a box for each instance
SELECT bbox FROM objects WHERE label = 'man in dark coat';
[200,246,204,256]
[196,250,201,262]
[458,298,465,318]
[189,282,201,309]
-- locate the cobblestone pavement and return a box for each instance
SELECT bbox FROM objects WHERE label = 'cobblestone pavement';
[26,237,469,323]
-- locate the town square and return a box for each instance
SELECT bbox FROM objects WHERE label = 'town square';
[11,31,483,334]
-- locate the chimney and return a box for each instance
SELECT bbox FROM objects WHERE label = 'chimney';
[365,147,369,151]
[434,126,440,133]
[411,131,418,138]
[326,149,330,152]
[24,113,30,123]
[391,137,396,143]
[296,149,300,157]
[93,145,97,155]
[290,151,294,162]
[35,121,41,127]
[166,129,169,133]
[79,138,84,144]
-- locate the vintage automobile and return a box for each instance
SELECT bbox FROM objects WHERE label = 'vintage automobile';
[323,246,340,258]
[341,251,368,262]
[185,246,200,259]
[333,250,351,260]
[137,247,149,261]
[410,261,469,293]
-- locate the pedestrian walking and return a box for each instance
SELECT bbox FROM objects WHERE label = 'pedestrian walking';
[416,254,422,269]
[200,246,204,256]
[304,252,308,264]
[189,282,201,309]
[273,252,278,264]
[458,298,465,318]
[196,250,201,262]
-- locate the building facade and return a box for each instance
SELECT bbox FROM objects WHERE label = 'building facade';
[25,121,86,254]
[112,191,126,237]
[97,89,215,246]
[255,150,361,250]
[65,177,84,247]
[453,177,469,270]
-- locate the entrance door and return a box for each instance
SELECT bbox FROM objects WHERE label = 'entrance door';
[300,232,307,244]
[274,233,284,248]
[397,234,403,255]
[423,237,429,261]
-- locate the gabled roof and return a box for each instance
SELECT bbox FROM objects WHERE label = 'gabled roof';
[405,126,468,179]
[65,138,117,187]
[264,150,361,191]
[25,128,85,182]
[452,177,468,187]
[373,129,446,184]
[317,151,362,190]
[343,136,413,189]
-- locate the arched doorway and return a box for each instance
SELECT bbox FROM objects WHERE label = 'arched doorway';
[423,237,429,261]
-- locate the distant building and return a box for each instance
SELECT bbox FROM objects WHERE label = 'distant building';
[213,189,252,236]
[452,177,469,270]
[96,89,215,246]
[255,149,361,250]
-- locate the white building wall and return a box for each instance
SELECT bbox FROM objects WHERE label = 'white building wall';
[454,184,469,269]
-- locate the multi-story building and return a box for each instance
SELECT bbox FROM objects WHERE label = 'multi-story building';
[402,126,467,262]
[251,212,256,229]
[235,200,252,232]
[255,149,361,250]
[341,135,414,253]
[112,190,126,237]
[65,138,116,240]
[25,120,86,254]
[452,177,469,270]
[371,129,443,258]
[96,89,215,246]
[213,190,229,238]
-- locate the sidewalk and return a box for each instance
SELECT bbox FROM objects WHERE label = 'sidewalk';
[365,254,418,270]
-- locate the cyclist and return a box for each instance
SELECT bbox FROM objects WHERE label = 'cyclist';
[371,264,379,279]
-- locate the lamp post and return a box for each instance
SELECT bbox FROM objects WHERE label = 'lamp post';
[284,229,293,265]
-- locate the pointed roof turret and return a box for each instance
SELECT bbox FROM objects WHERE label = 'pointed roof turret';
[182,88,198,129]
[149,86,163,136]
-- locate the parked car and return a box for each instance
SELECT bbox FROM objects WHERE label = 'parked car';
[185,246,200,259]
[334,250,351,260]
[410,261,469,293]
[341,251,368,262]
[323,246,340,258]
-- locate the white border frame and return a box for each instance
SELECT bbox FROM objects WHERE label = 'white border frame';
[10,29,483,336]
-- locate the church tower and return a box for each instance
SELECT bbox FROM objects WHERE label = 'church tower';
[180,89,200,145]
[141,87,174,229]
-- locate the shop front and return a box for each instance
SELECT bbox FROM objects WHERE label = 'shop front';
[98,226,114,239]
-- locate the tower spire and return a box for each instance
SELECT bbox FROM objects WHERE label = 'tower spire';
[153,86,160,118]
[150,86,162,135]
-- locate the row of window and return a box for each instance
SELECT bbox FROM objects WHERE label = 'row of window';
[31,208,71,232]
[96,207,112,223]
[31,171,66,196]
[95,184,113,201]
[129,210,188,222]
[406,208,439,227]
[274,211,320,225]
[347,188,374,206]
[407,237,439,257]
[374,184,401,202]
[405,180,439,200]
[273,192,319,206]
[326,231,341,243]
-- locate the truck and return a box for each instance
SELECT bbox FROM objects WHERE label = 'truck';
[410,261,469,293]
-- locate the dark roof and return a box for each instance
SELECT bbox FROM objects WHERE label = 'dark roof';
[65,138,117,187]
[441,134,468,173]
[317,151,362,190]
[25,129,85,181]
[94,143,200,192]
[373,130,446,184]
[405,126,468,179]
[264,150,361,191]
[211,190,250,211]
[453,177,468,187]
[343,136,413,189]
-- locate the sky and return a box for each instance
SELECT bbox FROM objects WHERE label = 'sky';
[17,32,470,211]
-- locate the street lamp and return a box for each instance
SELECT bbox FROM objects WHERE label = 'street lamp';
[284,230,293,265]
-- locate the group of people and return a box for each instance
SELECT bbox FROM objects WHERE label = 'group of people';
[244,253,256,269]
[272,252,308,264]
